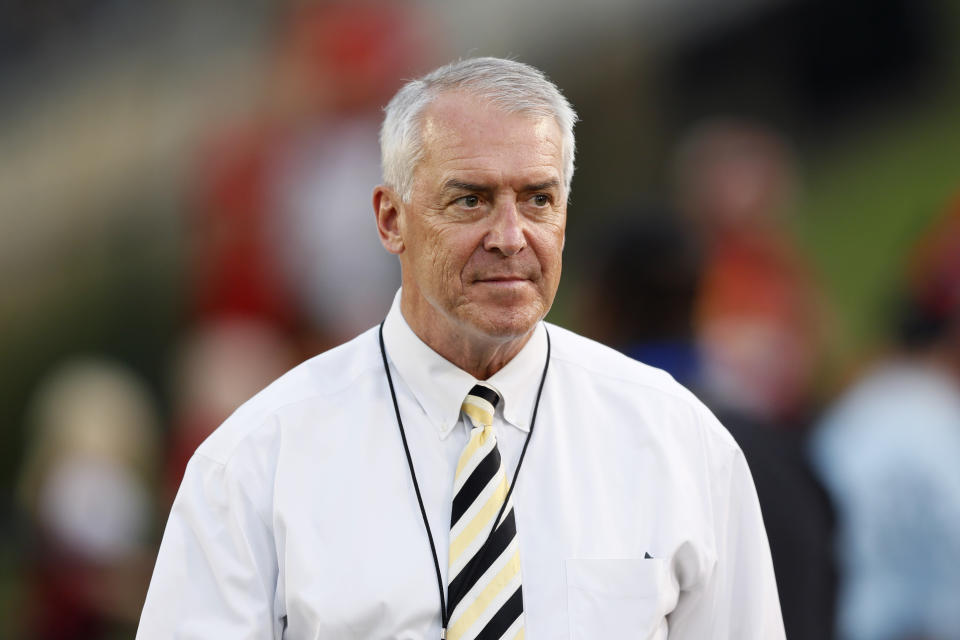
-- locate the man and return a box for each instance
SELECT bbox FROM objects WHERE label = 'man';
[810,194,960,640]
[137,57,784,639]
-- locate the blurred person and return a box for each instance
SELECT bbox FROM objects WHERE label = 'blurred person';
[674,119,826,427]
[810,192,960,640]
[271,1,434,346]
[575,207,704,388]
[673,122,838,635]
[138,57,784,638]
[179,2,434,521]
[576,210,836,639]
[189,1,432,351]
[16,358,160,640]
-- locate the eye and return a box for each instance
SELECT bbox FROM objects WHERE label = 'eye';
[456,194,481,208]
[531,194,551,207]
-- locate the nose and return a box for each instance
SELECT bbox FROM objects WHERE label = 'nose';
[484,200,527,256]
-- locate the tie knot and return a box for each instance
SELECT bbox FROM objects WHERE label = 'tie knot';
[462,384,500,429]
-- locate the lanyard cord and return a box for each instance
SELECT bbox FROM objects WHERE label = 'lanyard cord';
[378,323,551,636]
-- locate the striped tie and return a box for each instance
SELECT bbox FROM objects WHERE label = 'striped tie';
[446,384,525,640]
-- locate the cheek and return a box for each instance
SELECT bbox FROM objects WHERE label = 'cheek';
[423,228,476,284]
[532,228,565,272]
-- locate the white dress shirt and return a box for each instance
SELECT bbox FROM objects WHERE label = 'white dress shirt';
[138,292,784,639]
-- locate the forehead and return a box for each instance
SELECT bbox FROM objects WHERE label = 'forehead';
[415,91,564,185]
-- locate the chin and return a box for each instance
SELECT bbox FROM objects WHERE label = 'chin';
[466,306,544,342]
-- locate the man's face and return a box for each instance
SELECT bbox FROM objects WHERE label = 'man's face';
[386,91,567,350]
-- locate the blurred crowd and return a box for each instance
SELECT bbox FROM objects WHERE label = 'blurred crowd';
[3,1,960,639]
[575,125,960,640]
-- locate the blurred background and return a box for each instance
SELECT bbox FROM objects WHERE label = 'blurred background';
[2,0,960,638]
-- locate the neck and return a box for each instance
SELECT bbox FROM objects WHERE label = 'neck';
[450,332,534,380]
[400,303,534,380]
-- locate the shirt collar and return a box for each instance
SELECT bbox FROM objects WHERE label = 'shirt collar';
[382,290,548,439]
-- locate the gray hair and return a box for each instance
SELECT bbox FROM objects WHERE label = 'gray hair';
[380,57,578,202]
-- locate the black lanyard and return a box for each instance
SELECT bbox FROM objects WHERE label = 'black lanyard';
[377,322,551,638]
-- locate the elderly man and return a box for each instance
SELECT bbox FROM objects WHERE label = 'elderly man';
[138,58,784,639]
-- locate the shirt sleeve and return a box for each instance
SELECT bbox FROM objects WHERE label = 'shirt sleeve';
[136,450,281,639]
[667,412,786,639]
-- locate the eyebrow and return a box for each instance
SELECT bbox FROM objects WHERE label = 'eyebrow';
[442,180,494,196]
[521,179,561,193]
[441,178,561,194]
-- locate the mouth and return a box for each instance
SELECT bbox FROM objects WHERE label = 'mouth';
[474,275,530,285]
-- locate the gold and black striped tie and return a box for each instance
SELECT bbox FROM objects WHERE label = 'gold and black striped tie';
[446,384,524,640]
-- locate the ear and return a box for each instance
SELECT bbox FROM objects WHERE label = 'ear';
[373,185,404,255]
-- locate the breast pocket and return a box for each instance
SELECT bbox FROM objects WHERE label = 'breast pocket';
[566,558,675,639]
